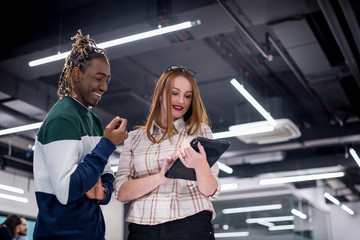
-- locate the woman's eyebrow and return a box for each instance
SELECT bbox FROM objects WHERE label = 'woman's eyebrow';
[173,87,192,93]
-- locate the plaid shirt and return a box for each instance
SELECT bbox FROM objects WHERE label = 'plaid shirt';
[114,118,220,225]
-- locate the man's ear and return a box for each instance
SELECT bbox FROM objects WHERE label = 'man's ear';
[72,67,82,83]
[15,224,20,234]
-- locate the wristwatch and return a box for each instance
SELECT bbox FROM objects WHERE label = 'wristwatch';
[102,186,108,196]
[98,186,108,203]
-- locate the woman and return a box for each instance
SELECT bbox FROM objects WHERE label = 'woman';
[114,65,220,240]
[0,215,22,240]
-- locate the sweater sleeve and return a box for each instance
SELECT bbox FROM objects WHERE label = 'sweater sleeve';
[68,137,116,203]
[38,117,116,204]
[98,172,115,205]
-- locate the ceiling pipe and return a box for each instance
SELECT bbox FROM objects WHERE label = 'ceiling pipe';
[216,0,273,61]
[216,0,331,121]
[266,33,331,120]
[338,0,360,61]
[222,134,360,158]
[317,0,360,86]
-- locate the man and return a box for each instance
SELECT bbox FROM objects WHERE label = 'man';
[13,217,27,240]
[33,30,128,240]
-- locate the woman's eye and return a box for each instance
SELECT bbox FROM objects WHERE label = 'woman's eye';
[185,94,192,99]
[172,91,178,95]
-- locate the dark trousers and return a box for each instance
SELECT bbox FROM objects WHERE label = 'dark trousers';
[127,211,215,240]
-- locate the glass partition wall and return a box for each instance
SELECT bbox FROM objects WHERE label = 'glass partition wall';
[212,194,331,240]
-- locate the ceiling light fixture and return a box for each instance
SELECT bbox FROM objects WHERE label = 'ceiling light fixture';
[246,216,294,223]
[259,171,345,185]
[268,224,295,231]
[257,221,274,227]
[217,162,233,174]
[222,204,282,214]
[0,184,24,194]
[291,209,307,219]
[214,232,250,238]
[213,121,274,140]
[341,204,355,215]
[324,192,340,205]
[349,147,360,167]
[324,192,355,215]
[221,183,238,191]
[230,78,276,126]
[0,193,28,203]
[0,122,43,137]
[29,20,201,67]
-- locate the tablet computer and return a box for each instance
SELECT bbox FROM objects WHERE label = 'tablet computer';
[165,137,231,181]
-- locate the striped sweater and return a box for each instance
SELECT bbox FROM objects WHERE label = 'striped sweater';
[33,96,115,240]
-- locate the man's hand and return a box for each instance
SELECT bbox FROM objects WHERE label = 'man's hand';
[86,177,106,200]
[104,116,128,146]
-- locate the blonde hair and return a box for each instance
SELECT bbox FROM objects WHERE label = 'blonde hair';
[57,30,108,99]
[141,67,210,143]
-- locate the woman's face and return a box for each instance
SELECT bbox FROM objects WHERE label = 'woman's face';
[160,75,193,125]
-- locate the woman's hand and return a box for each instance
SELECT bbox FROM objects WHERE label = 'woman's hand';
[116,152,176,202]
[178,138,218,197]
[177,138,208,171]
[159,152,177,183]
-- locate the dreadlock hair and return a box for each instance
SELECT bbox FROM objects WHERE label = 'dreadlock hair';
[57,29,108,99]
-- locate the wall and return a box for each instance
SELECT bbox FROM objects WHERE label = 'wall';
[0,169,38,218]
[101,193,124,240]
[329,201,360,240]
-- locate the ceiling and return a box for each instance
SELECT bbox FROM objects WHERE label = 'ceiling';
[1,0,360,226]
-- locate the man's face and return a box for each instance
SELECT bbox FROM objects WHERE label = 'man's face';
[74,57,111,108]
[19,217,27,236]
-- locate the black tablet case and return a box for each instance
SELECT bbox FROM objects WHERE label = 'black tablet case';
[165,137,231,181]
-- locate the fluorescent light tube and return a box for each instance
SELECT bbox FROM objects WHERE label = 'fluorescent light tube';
[221,183,238,191]
[29,20,201,67]
[222,204,282,214]
[213,121,275,140]
[257,221,274,227]
[214,232,249,238]
[268,224,295,231]
[0,122,43,136]
[0,193,28,203]
[217,162,233,174]
[291,209,307,219]
[213,131,241,139]
[230,79,276,126]
[246,216,294,223]
[349,147,360,167]
[324,192,340,205]
[0,184,24,194]
[341,204,355,215]
[259,171,344,185]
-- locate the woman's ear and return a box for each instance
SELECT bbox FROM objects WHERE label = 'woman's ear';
[72,67,82,83]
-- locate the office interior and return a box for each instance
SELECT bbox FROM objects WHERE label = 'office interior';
[1,0,360,239]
